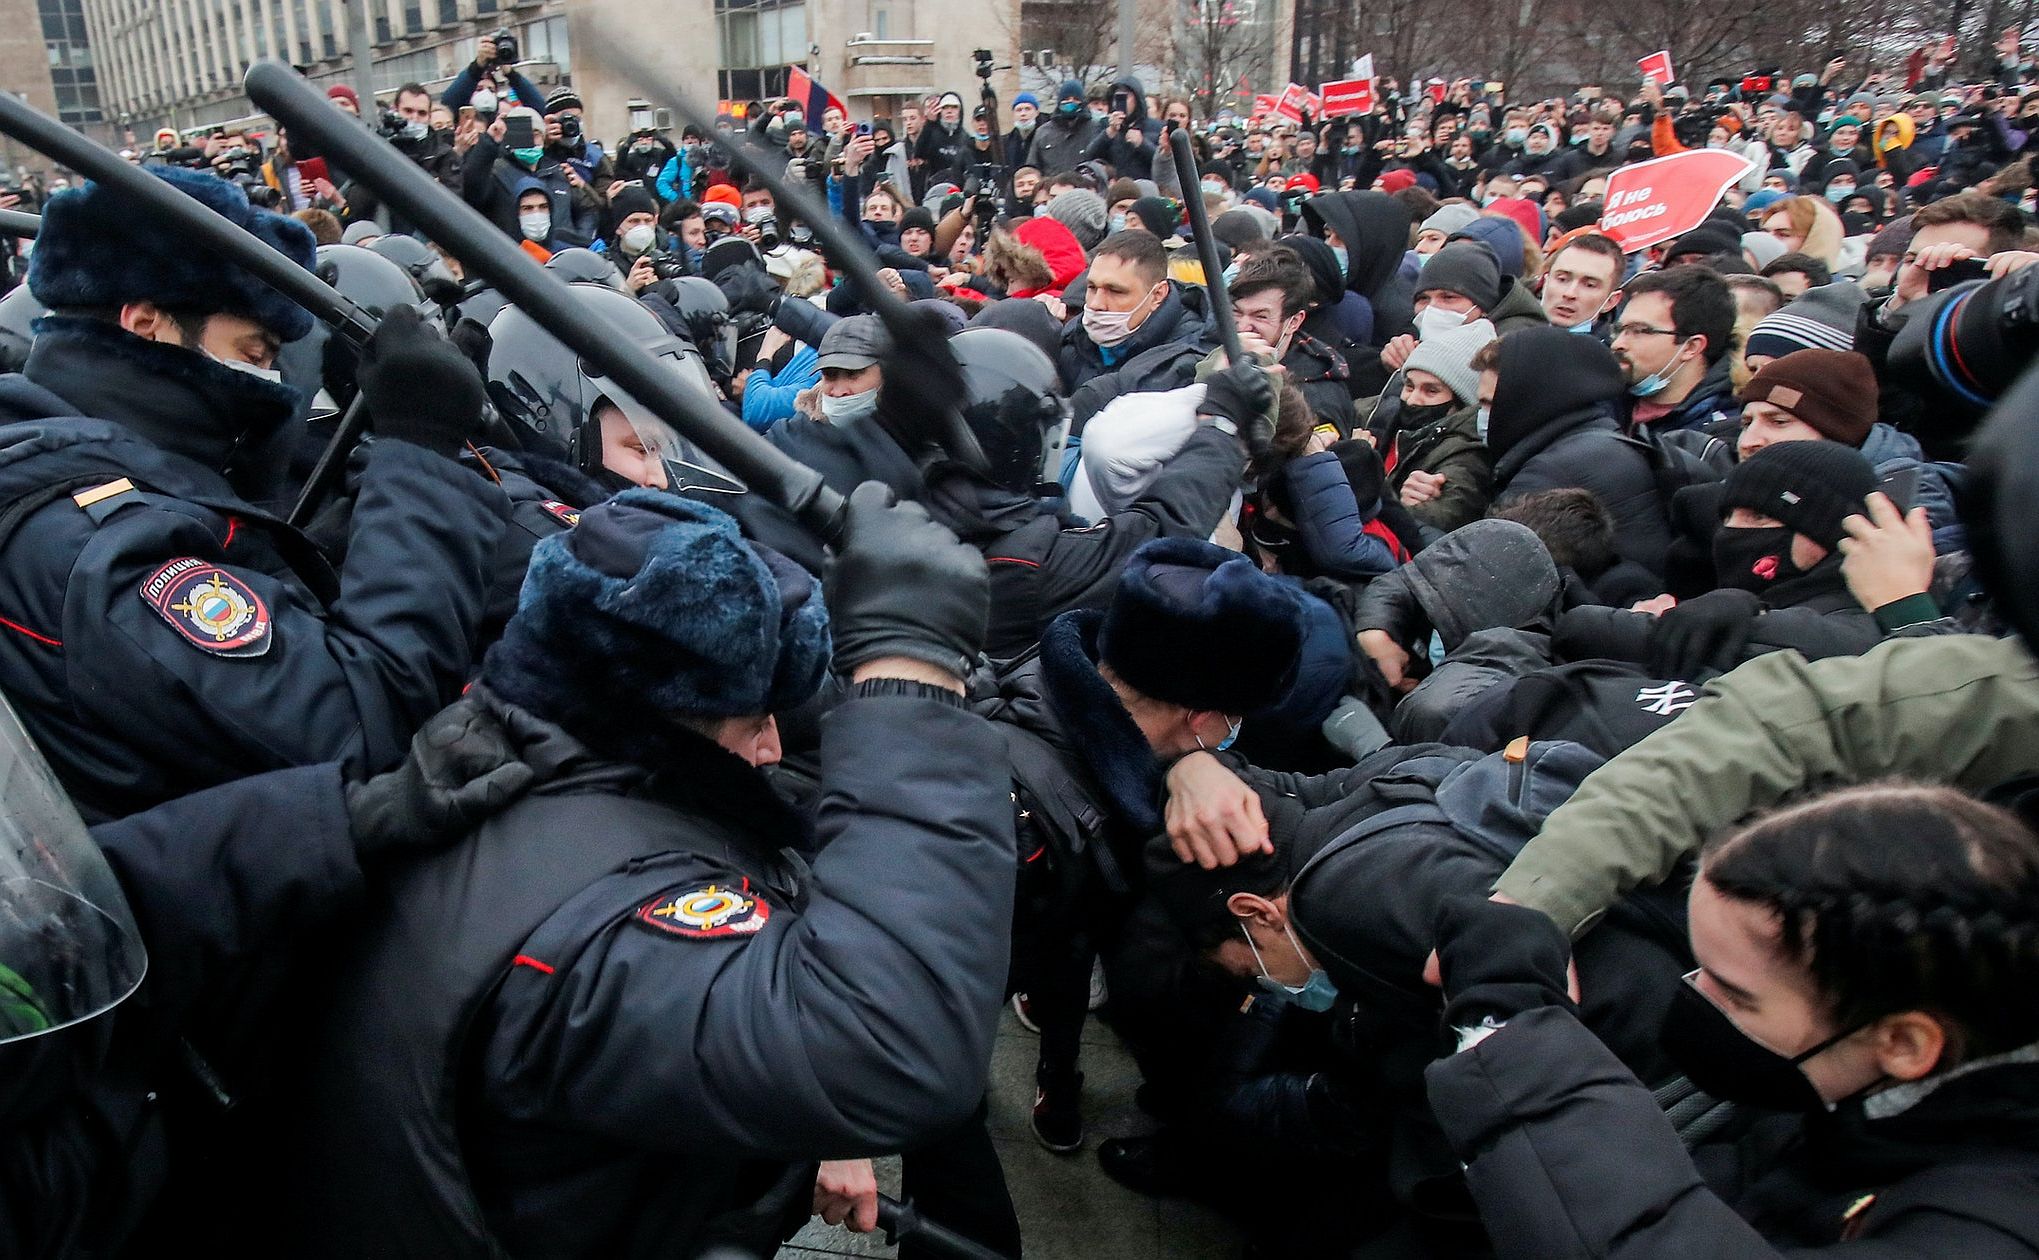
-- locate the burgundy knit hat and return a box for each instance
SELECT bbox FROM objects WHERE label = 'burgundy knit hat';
[1737,349,1880,447]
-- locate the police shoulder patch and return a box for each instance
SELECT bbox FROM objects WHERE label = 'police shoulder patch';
[539,500,581,528]
[140,558,272,657]
[635,882,771,940]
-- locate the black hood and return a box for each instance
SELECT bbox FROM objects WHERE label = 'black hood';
[1486,326,1626,458]
[1300,191,1412,297]
[1282,234,1348,309]
[1106,75,1149,124]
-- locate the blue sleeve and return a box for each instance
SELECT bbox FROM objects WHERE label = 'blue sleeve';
[507,69,545,113]
[441,64,478,108]
[1286,451,1396,579]
[656,156,680,203]
[741,344,820,432]
[827,174,845,218]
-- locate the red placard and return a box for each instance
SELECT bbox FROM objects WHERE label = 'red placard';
[1638,50,1675,85]
[1251,94,1278,121]
[1275,82,1310,122]
[1596,149,1756,253]
[1319,77,1375,116]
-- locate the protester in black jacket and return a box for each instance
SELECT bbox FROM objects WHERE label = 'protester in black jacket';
[287,487,1014,1258]
[1427,782,2039,1258]
[1058,232,1217,392]
[1298,190,1418,347]
[1483,327,1673,575]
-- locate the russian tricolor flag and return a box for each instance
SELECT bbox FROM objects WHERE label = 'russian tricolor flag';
[787,65,848,129]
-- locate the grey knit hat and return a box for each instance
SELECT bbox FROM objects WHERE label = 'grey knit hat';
[1044,188,1109,251]
[1403,317,1496,407]
[1419,204,1481,240]
[1415,240,1502,311]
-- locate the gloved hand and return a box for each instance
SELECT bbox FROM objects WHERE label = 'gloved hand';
[1432,894,1576,1032]
[344,693,539,859]
[714,261,782,318]
[356,304,486,457]
[447,315,495,379]
[873,306,972,462]
[824,481,989,680]
[1646,587,1762,680]
[1198,360,1275,454]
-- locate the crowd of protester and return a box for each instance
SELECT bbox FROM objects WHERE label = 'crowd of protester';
[4,25,2039,1259]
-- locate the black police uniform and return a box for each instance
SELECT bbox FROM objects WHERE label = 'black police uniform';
[285,687,1016,1257]
[0,319,506,819]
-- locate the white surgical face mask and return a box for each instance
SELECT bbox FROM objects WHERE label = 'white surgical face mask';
[471,88,498,115]
[620,223,657,253]
[519,211,552,241]
[1082,286,1158,348]
[210,351,282,385]
[1414,304,1468,341]
[819,388,879,424]
[1475,404,1491,438]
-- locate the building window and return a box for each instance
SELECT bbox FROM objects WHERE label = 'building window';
[715,0,804,103]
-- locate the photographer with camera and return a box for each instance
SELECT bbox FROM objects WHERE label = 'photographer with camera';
[339,82,464,236]
[440,28,545,120]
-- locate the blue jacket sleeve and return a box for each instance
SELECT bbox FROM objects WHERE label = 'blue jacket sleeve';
[1286,451,1397,579]
[440,63,479,108]
[740,344,819,432]
[656,156,681,203]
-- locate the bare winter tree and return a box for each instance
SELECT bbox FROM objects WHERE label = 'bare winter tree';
[1174,0,1277,118]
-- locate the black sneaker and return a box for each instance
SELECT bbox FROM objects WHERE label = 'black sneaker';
[1030,1071,1084,1153]
[1096,1133,1192,1198]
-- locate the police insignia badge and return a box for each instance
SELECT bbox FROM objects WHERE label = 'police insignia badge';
[539,500,582,528]
[141,558,273,657]
[636,883,771,939]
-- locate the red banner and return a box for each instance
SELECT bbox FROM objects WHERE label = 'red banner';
[1638,50,1675,85]
[1251,94,1278,121]
[1274,82,1310,122]
[1596,149,1756,253]
[1319,77,1375,116]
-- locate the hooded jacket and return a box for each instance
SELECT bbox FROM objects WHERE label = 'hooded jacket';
[1373,400,1495,535]
[997,217,1089,299]
[1300,192,1416,344]
[1287,234,1378,395]
[1026,109,1104,178]
[1488,327,1672,574]
[1083,76,1158,180]
[1057,278,1215,393]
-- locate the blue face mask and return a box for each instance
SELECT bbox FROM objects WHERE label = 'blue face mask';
[1569,317,1597,334]
[1196,714,1243,752]
[1628,338,1692,397]
[1222,260,1242,286]
[1329,245,1349,273]
[511,145,544,167]
[1242,922,1340,1013]
[1824,183,1855,203]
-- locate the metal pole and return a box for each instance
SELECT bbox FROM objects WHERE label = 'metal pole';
[876,1195,1008,1260]
[243,58,848,538]
[1118,0,1139,83]
[0,208,38,238]
[344,0,378,107]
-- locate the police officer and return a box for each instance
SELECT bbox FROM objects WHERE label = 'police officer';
[285,485,1013,1256]
[0,165,506,818]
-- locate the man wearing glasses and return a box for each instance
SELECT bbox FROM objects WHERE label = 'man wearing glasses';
[1608,265,1742,436]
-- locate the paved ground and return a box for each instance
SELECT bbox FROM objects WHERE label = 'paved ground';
[782,1008,1245,1259]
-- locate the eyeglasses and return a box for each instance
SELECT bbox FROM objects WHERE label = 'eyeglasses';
[1614,323,1678,339]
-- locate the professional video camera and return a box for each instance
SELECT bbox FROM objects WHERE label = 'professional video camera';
[1890,263,2039,420]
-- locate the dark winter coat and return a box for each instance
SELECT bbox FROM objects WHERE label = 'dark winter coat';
[1623,352,1742,436]
[1488,328,1673,574]
[1025,113,1105,178]
[1373,401,1495,536]
[1428,1003,2039,1258]
[1057,280,1216,393]
[0,318,504,819]
[1299,191,1417,343]
[287,687,1015,1257]
[1553,558,1883,671]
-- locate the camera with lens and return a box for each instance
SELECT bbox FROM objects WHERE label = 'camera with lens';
[212,146,260,180]
[492,31,519,63]
[1890,262,2039,420]
[645,250,691,281]
[558,114,583,144]
[973,49,996,81]
[744,210,780,251]
[239,178,281,209]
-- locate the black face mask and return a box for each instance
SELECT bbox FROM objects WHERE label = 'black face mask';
[1398,400,1456,430]
[1712,523,1800,593]
[1661,972,1859,1112]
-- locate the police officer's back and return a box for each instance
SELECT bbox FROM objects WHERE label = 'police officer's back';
[0,166,506,818]
[284,488,1014,1255]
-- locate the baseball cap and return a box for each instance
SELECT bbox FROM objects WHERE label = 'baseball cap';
[815,314,890,372]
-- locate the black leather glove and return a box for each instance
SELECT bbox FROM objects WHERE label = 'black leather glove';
[447,316,494,379]
[1199,360,1275,454]
[714,261,782,318]
[1646,587,1762,680]
[873,306,971,460]
[356,304,486,457]
[824,481,989,679]
[344,694,539,859]
[1433,894,1576,1032]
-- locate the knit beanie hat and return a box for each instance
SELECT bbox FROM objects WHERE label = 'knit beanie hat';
[1742,188,1789,218]
[1416,241,1502,311]
[1212,208,1268,250]
[481,492,831,762]
[1736,348,1880,447]
[898,205,937,237]
[1419,203,1481,240]
[1719,440,1877,549]
[1128,195,1179,238]
[1378,169,1418,194]
[1669,221,1743,260]
[1097,537,1306,715]
[1866,215,1916,261]
[1742,284,1862,361]
[1045,188,1109,251]
[1482,198,1544,250]
[610,184,659,224]
[1404,317,1497,406]
[1740,231,1788,269]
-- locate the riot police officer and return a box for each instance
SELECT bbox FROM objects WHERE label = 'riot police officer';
[0,164,506,818]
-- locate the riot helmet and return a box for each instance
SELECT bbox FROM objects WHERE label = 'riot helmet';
[663,276,737,377]
[950,328,1065,493]
[364,234,462,304]
[484,282,739,496]
[313,243,427,317]
[0,284,46,374]
[543,247,626,291]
